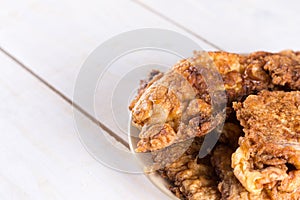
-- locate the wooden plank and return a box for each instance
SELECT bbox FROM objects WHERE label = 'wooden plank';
[0,0,216,98]
[136,0,300,52]
[0,51,169,199]
[0,0,218,142]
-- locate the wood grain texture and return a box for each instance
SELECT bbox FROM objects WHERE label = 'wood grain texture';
[0,0,217,142]
[0,51,168,200]
[2,1,298,199]
[137,0,300,52]
[0,0,216,98]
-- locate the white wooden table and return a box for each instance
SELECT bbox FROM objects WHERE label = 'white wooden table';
[1,0,299,199]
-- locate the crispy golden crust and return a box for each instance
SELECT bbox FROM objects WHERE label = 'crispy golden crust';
[135,123,177,152]
[129,70,163,111]
[212,144,270,200]
[158,137,221,200]
[130,51,300,153]
[232,90,300,199]
[156,122,243,200]
[260,51,300,90]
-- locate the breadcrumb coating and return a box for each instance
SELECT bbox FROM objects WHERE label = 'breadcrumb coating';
[130,50,300,153]
[232,90,300,199]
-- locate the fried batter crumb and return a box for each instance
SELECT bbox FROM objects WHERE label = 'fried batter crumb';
[129,50,300,200]
[157,138,221,200]
[232,90,300,199]
[130,50,300,153]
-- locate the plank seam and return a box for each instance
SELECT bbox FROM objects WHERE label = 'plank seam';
[0,47,130,149]
[132,0,223,51]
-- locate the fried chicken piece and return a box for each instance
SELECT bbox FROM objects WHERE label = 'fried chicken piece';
[151,121,244,170]
[155,122,243,200]
[256,50,300,90]
[129,70,164,111]
[212,144,270,200]
[157,137,221,200]
[130,51,300,152]
[232,90,300,199]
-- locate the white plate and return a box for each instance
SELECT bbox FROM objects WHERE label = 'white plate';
[128,123,179,200]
